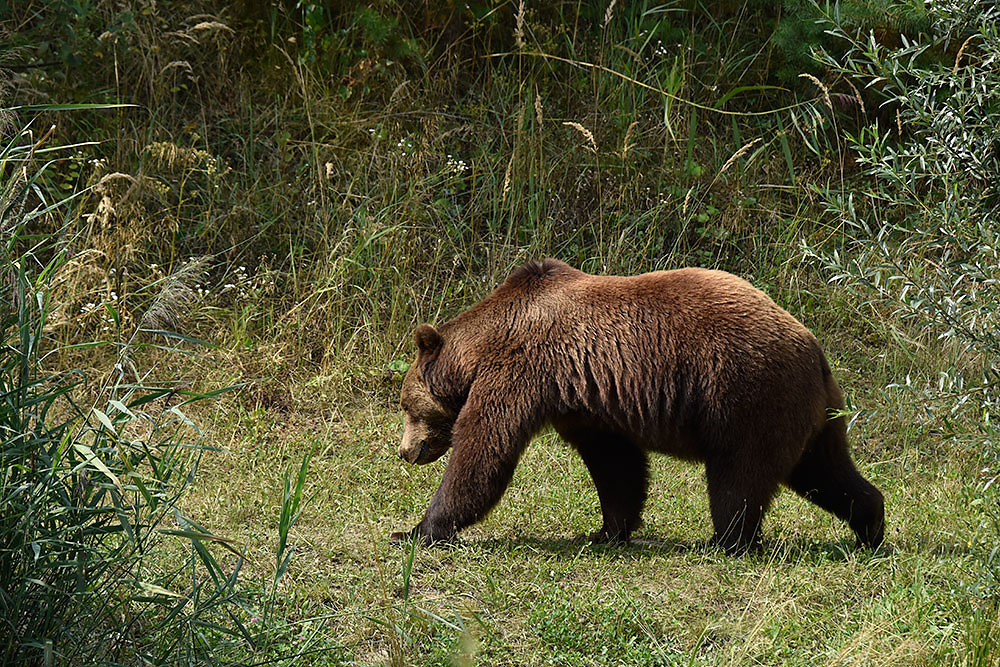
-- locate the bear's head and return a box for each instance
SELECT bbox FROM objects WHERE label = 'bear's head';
[398,324,457,465]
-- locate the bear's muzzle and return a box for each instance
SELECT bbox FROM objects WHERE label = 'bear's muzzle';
[398,440,430,464]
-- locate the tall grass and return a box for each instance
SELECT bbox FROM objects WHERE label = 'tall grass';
[0,112,316,664]
[13,1,832,362]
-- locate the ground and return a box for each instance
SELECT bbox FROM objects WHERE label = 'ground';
[179,373,983,665]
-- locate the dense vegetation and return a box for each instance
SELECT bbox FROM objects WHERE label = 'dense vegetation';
[2,0,997,664]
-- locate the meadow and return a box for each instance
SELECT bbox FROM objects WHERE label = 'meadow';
[3,1,998,664]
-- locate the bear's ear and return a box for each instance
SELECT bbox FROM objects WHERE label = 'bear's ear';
[414,324,443,356]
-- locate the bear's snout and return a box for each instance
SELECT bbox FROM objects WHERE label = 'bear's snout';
[399,416,431,464]
[398,440,429,465]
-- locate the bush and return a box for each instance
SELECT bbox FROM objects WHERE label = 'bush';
[808,0,1000,656]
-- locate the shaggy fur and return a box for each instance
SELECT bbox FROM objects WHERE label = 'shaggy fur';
[393,259,885,553]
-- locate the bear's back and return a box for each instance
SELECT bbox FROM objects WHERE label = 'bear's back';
[549,265,812,345]
[452,261,816,355]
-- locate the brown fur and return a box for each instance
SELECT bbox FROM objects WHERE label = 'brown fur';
[393,259,885,553]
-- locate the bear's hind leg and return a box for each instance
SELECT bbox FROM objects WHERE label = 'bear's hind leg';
[704,456,779,554]
[785,419,885,548]
[554,420,648,543]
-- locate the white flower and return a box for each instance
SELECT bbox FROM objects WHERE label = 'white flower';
[445,155,469,174]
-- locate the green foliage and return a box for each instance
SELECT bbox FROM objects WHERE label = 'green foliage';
[809,2,1000,658]
[279,0,422,78]
[0,114,312,664]
[277,0,934,93]
[767,0,929,84]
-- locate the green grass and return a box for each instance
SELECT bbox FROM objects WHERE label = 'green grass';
[178,296,989,665]
[180,371,983,665]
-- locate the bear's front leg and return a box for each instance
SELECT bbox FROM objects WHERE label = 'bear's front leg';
[412,431,526,543]
[395,378,539,545]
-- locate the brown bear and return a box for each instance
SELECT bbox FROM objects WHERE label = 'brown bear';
[393,259,884,553]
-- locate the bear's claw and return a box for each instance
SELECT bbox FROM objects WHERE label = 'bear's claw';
[390,525,457,547]
[390,529,415,542]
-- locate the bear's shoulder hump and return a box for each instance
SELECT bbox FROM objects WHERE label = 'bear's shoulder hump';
[505,258,580,287]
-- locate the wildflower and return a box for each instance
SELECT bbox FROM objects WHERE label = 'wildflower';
[445,154,469,174]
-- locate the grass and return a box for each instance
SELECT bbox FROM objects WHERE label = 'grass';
[173,277,988,664]
[178,360,984,665]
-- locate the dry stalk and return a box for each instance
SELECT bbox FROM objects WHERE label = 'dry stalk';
[160,61,194,77]
[716,138,762,181]
[138,256,210,332]
[621,121,638,160]
[514,0,525,50]
[190,21,234,34]
[603,0,617,29]
[95,172,138,188]
[845,78,865,116]
[563,122,597,153]
[501,153,514,202]
[799,73,833,111]
[953,33,980,73]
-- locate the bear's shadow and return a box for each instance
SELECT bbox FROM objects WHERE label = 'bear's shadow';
[471,534,903,563]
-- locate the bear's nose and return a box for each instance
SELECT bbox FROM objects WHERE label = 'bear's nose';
[397,442,428,464]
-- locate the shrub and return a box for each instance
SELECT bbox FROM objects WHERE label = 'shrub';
[0,112,310,665]
[808,0,1000,655]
